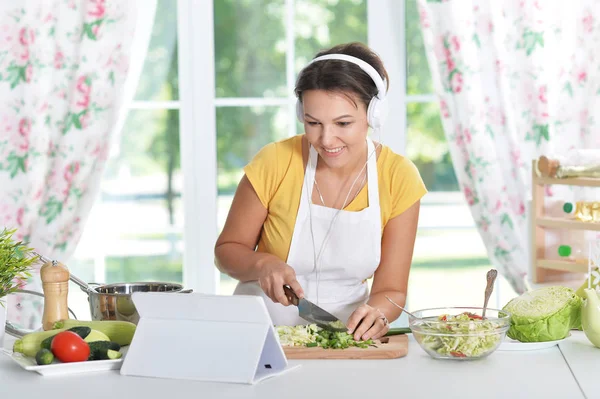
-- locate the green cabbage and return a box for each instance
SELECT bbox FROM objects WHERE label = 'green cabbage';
[502,286,582,342]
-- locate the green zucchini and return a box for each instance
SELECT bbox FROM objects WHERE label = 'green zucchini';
[13,329,68,357]
[53,319,136,346]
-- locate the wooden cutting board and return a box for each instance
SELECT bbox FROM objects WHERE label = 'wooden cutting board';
[282,334,408,359]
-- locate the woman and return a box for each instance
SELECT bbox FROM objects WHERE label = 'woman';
[215,42,427,342]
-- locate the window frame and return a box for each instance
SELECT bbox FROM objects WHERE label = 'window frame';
[177,0,435,294]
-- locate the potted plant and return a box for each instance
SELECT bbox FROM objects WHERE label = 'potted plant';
[0,228,38,346]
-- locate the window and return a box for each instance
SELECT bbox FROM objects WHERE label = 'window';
[213,0,368,295]
[70,0,181,319]
[69,0,516,322]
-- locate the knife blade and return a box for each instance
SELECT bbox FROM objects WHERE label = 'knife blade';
[283,285,348,332]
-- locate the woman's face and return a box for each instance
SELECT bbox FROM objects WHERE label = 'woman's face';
[301,89,369,171]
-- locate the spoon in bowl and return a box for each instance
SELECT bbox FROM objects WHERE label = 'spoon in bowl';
[482,269,498,319]
[385,295,420,319]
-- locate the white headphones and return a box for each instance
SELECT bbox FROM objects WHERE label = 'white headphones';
[295,53,389,129]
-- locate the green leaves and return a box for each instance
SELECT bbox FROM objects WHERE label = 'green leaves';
[0,228,38,299]
[527,124,550,146]
[6,63,28,89]
[517,29,544,56]
[5,152,27,178]
[82,20,104,41]
[41,197,63,224]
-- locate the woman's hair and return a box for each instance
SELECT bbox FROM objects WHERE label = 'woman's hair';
[294,42,389,109]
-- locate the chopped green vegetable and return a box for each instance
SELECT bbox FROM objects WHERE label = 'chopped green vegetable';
[502,286,582,342]
[276,324,374,349]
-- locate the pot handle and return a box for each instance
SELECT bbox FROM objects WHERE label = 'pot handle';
[69,273,96,293]
[4,289,78,338]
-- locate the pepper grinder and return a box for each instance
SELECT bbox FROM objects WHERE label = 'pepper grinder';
[40,259,70,331]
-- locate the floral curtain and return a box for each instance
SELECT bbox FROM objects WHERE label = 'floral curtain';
[0,0,154,330]
[418,0,600,294]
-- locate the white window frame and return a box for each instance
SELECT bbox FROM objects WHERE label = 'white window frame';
[178,0,437,294]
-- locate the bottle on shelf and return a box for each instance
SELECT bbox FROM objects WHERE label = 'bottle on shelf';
[563,202,575,216]
[574,201,600,223]
[557,244,597,265]
[536,150,600,179]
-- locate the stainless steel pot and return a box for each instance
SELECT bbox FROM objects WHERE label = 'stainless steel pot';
[83,281,191,325]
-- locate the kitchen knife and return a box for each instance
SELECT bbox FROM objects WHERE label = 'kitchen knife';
[283,285,348,332]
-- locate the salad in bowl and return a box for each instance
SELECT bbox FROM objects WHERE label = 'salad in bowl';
[409,307,510,360]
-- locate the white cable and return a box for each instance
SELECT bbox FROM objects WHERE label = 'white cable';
[307,127,384,305]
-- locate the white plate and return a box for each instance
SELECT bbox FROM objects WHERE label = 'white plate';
[498,335,570,351]
[2,347,126,376]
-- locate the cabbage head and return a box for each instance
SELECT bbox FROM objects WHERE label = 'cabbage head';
[502,286,582,342]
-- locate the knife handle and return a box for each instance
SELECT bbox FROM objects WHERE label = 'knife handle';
[283,285,299,306]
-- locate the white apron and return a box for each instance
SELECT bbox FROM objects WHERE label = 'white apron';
[234,137,382,326]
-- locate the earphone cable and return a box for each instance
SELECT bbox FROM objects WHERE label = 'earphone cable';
[308,127,383,305]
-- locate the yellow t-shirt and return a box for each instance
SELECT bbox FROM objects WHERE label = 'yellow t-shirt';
[243,135,427,263]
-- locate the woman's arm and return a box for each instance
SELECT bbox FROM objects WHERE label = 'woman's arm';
[214,175,270,281]
[214,175,304,304]
[346,200,420,340]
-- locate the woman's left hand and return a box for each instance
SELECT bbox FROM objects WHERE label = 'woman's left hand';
[346,304,390,342]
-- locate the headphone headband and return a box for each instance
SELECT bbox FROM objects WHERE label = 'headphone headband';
[296,53,389,129]
[306,54,387,100]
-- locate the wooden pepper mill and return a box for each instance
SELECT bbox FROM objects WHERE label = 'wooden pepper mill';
[40,260,70,331]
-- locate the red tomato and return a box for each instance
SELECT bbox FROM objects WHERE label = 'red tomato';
[51,331,90,363]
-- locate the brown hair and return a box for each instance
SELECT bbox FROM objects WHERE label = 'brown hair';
[294,42,389,109]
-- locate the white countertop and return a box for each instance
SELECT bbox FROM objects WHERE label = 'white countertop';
[0,333,590,399]
[559,331,600,399]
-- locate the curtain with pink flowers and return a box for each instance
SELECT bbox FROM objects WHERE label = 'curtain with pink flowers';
[0,0,155,330]
[418,0,600,294]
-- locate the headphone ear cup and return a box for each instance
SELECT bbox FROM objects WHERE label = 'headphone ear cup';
[296,100,305,123]
[366,98,379,129]
[367,97,388,129]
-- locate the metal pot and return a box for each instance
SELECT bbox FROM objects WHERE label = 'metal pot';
[69,274,192,325]
[84,281,191,325]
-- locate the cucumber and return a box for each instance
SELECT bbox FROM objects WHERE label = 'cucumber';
[106,349,122,360]
[35,349,54,365]
[53,320,136,346]
[88,341,121,361]
[41,327,92,350]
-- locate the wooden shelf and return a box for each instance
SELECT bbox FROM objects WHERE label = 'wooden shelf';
[537,259,590,273]
[536,217,600,231]
[535,176,600,187]
[531,160,600,283]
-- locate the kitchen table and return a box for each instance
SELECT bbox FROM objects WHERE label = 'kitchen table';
[559,331,600,399]
[0,334,586,399]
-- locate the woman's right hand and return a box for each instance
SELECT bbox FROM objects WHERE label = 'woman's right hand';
[257,257,304,306]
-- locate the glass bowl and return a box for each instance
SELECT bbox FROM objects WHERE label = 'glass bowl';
[408,307,511,360]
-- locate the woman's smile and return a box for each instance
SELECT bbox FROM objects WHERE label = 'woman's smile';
[321,146,346,158]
